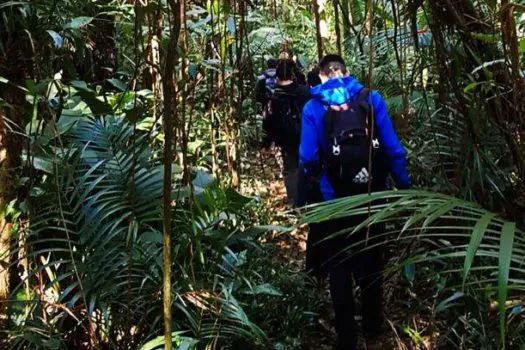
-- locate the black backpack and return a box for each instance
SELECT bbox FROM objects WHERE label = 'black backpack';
[324,88,385,197]
[268,88,301,146]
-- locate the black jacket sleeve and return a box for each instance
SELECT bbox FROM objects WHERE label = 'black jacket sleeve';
[258,77,274,148]
[297,85,311,110]
[261,110,274,149]
[255,77,267,104]
[294,67,307,86]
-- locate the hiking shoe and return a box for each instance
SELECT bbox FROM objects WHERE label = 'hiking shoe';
[364,326,390,350]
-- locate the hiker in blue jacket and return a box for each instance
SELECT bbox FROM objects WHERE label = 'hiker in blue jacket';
[299,54,410,350]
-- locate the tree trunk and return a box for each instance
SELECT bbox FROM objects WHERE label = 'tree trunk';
[0,107,14,330]
[389,0,409,136]
[208,5,220,179]
[365,0,375,86]
[0,15,32,333]
[334,0,342,56]
[339,0,357,57]
[500,2,525,182]
[313,0,324,61]
[180,0,190,185]
[147,8,164,118]
[232,0,247,188]
[162,0,181,348]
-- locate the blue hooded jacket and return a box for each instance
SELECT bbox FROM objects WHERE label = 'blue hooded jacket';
[299,76,411,201]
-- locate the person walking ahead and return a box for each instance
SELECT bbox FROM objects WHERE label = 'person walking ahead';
[299,54,410,349]
[261,59,310,207]
[255,58,278,108]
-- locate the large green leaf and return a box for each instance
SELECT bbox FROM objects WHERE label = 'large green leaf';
[106,78,127,91]
[70,80,112,115]
[301,189,524,345]
[463,213,495,287]
[498,222,516,344]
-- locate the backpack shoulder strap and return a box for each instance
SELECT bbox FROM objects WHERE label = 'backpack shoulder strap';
[358,87,378,140]
[323,108,337,142]
[358,87,370,103]
[356,87,371,117]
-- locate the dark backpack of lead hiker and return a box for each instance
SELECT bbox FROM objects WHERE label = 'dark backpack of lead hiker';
[323,87,389,197]
[262,59,310,148]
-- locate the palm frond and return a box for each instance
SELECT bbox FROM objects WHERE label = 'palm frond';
[301,189,525,345]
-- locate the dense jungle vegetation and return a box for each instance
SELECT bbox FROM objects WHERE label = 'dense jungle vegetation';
[0,0,525,349]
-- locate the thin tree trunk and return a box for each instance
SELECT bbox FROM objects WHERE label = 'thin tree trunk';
[208,4,220,179]
[221,0,232,183]
[222,0,240,188]
[0,107,13,330]
[334,0,342,56]
[0,95,24,336]
[0,22,31,334]
[340,0,353,56]
[390,0,409,136]
[313,0,324,61]
[162,1,181,348]
[180,0,190,185]
[230,0,246,189]
[365,0,374,86]
[501,2,525,181]
[231,0,246,188]
[147,6,163,119]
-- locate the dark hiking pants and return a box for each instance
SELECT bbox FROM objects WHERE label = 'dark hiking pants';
[308,216,384,350]
[281,146,299,207]
[330,243,383,349]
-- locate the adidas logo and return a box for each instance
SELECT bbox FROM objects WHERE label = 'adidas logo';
[353,167,370,184]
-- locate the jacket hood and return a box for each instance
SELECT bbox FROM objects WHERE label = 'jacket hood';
[310,76,364,106]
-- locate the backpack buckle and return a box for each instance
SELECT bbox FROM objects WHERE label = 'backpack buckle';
[332,144,341,156]
[372,138,380,149]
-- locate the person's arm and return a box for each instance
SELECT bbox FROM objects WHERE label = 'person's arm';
[297,85,312,109]
[370,91,411,189]
[297,103,321,207]
[295,69,306,86]
[257,76,273,148]
[299,103,322,178]
[261,107,274,149]
[255,77,266,104]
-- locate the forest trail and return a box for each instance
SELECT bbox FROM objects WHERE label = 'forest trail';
[242,148,426,350]
[2,1,524,348]
[242,147,335,349]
